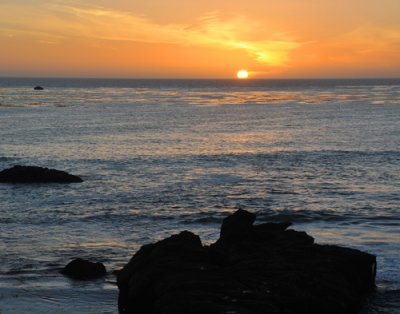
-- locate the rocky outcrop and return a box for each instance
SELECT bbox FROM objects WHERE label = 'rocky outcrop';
[0,165,83,183]
[61,258,107,279]
[117,209,376,314]
[34,86,44,90]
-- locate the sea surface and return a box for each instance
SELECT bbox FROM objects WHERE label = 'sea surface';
[0,78,399,313]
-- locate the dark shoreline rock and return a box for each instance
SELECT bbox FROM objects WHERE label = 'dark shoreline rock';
[34,86,44,90]
[0,165,83,183]
[61,258,107,280]
[117,209,376,314]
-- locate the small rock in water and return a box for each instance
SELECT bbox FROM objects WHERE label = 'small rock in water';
[61,258,107,280]
[0,165,83,183]
[33,86,44,90]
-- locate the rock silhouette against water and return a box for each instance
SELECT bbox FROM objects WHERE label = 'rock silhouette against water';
[61,258,107,280]
[0,165,83,183]
[117,209,376,314]
[33,86,44,90]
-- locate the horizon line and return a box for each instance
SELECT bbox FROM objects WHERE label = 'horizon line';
[1,76,400,81]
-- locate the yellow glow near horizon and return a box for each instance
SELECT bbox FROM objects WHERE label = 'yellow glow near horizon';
[237,70,249,79]
[1,1,400,78]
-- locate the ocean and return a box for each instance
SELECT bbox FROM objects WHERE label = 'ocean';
[0,78,399,313]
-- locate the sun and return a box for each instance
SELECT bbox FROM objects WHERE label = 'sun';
[237,69,249,79]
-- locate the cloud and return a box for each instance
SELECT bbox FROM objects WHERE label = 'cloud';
[0,2,300,66]
[179,13,300,65]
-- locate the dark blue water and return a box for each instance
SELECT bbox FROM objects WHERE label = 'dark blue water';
[0,78,399,313]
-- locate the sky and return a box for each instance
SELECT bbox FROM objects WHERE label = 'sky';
[1,0,400,78]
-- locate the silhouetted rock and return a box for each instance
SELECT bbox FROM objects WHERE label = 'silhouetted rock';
[34,86,44,90]
[61,258,106,279]
[219,208,256,242]
[0,165,83,183]
[117,209,376,314]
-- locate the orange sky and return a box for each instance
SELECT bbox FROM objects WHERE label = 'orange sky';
[1,0,400,78]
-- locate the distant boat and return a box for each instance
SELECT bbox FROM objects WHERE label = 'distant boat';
[34,86,44,90]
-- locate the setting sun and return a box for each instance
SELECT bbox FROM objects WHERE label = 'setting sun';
[237,70,249,79]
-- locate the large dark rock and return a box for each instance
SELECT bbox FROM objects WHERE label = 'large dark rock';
[61,258,107,279]
[34,86,44,90]
[117,209,376,314]
[0,165,83,183]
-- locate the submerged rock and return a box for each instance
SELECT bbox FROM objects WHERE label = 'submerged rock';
[61,258,107,279]
[117,209,376,314]
[0,165,83,183]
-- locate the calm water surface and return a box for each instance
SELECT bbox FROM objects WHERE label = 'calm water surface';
[0,78,399,313]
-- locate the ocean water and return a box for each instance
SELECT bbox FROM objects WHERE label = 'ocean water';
[0,78,399,313]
